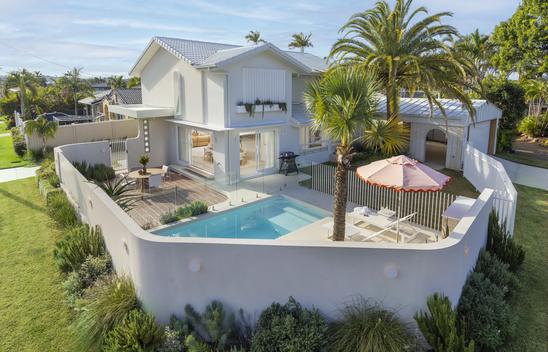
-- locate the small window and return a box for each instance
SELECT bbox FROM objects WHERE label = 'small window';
[301,127,325,150]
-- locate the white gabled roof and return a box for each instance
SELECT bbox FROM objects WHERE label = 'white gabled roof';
[377,96,502,123]
[130,36,327,76]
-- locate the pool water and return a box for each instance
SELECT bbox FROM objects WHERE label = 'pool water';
[153,196,329,239]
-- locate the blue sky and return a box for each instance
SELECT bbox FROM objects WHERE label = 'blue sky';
[0,0,520,77]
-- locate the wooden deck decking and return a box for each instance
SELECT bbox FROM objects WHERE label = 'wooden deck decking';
[127,173,227,228]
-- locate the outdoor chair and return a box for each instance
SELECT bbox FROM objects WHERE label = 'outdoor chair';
[161,165,170,180]
[148,174,162,191]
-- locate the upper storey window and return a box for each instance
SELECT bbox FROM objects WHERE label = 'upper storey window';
[174,72,184,117]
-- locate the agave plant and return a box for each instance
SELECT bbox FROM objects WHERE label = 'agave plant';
[96,177,138,211]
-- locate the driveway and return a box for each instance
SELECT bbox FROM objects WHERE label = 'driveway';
[0,166,39,183]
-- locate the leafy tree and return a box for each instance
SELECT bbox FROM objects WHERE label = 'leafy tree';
[127,76,141,88]
[3,69,42,119]
[24,116,58,152]
[245,30,265,44]
[304,66,379,241]
[483,77,527,129]
[491,0,547,78]
[108,75,125,89]
[56,67,93,116]
[330,0,474,120]
[289,32,313,53]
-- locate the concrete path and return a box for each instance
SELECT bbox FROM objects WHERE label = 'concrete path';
[0,166,39,183]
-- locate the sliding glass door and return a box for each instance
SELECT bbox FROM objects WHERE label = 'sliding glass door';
[239,130,276,178]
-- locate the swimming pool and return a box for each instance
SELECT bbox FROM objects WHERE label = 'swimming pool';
[152,196,329,239]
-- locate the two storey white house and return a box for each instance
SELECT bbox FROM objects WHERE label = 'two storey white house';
[109,37,330,183]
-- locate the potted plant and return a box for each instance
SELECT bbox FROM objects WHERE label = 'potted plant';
[139,154,150,174]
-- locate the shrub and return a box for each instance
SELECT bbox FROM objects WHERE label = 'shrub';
[36,158,59,186]
[47,192,79,228]
[486,210,525,272]
[89,163,115,182]
[159,326,184,352]
[96,177,137,211]
[74,276,139,350]
[13,139,27,157]
[483,77,526,130]
[457,272,515,351]
[496,129,514,153]
[160,211,179,225]
[329,298,411,352]
[182,301,244,351]
[63,254,112,305]
[475,250,519,297]
[53,224,106,274]
[251,297,327,352]
[415,293,474,352]
[517,114,548,138]
[160,201,209,224]
[104,309,165,352]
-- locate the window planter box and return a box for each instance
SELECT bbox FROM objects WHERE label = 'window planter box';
[236,103,287,115]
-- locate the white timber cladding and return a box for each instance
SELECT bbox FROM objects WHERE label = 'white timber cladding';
[243,68,285,102]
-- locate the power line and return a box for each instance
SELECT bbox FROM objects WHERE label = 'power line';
[0,40,96,77]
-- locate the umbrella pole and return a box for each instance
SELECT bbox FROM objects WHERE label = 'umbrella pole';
[397,192,401,243]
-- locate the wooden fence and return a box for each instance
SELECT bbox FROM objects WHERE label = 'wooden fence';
[306,163,457,231]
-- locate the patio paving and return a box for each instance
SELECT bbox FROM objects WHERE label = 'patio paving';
[127,173,227,228]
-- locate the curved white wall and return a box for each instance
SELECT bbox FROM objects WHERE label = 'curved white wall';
[55,142,494,323]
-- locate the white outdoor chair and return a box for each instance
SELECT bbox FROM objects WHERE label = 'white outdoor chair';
[161,165,170,180]
[148,174,162,191]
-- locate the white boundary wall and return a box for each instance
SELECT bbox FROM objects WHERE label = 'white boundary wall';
[495,157,548,191]
[463,144,517,234]
[26,119,138,151]
[56,142,494,323]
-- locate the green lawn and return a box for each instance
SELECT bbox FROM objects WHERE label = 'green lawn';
[507,185,548,351]
[0,135,33,169]
[0,178,77,351]
[0,121,9,133]
[496,151,548,169]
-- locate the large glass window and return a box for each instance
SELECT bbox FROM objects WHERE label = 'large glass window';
[301,127,324,150]
[239,130,277,178]
[190,130,214,174]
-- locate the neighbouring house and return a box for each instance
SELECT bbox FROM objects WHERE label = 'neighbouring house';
[79,87,142,121]
[108,36,329,183]
[377,97,502,170]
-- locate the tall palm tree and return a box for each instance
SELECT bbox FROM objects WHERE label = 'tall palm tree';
[24,116,57,152]
[454,29,495,81]
[56,68,93,116]
[3,69,41,119]
[126,76,141,88]
[304,66,380,241]
[245,30,265,44]
[329,0,474,120]
[108,75,125,89]
[289,32,313,53]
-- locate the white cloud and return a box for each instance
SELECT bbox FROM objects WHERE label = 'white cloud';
[185,0,286,21]
[72,18,223,34]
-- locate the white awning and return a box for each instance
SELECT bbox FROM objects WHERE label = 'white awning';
[108,104,174,119]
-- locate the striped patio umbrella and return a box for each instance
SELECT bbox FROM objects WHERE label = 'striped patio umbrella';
[356,155,451,241]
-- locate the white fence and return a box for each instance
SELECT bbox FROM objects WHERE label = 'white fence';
[463,144,517,234]
[55,141,495,324]
[306,163,457,231]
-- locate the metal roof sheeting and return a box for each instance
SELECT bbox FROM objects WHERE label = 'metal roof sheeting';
[377,96,502,122]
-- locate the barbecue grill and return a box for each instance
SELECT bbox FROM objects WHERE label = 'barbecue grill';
[278,152,299,175]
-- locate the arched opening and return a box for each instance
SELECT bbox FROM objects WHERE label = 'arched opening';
[425,128,447,168]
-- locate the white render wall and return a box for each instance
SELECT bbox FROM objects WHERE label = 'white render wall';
[467,121,491,154]
[25,119,138,151]
[56,141,494,324]
[495,157,548,191]
[408,120,464,170]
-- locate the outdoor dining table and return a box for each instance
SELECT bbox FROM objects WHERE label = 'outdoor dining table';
[127,167,163,193]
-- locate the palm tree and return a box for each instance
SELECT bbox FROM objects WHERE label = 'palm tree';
[3,69,41,119]
[289,32,313,53]
[245,30,265,44]
[108,75,125,89]
[329,0,474,121]
[304,66,380,241]
[454,29,495,81]
[56,68,93,116]
[362,118,409,155]
[126,76,141,88]
[24,116,57,152]
[524,79,548,117]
